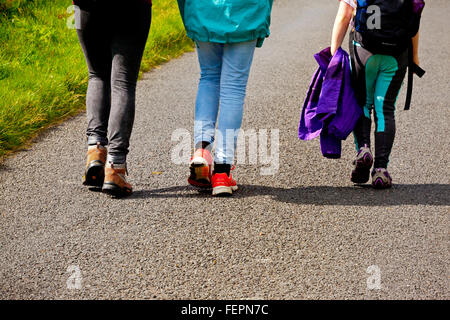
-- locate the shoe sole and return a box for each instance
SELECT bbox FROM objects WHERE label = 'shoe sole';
[351,153,373,184]
[372,178,392,189]
[188,157,211,188]
[212,185,238,197]
[83,162,105,187]
[102,182,132,197]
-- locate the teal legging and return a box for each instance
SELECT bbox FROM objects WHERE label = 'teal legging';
[350,34,408,169]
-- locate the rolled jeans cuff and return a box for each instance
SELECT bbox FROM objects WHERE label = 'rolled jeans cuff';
[106,153,126,165]
[87,136,108,146]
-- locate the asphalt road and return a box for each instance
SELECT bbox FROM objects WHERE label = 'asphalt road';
[0,0,448,299]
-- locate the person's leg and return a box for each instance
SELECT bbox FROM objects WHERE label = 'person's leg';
[75,1,111,187]
[194,42,224,150]
[350,41,375,151]
[349,40,377,184]
[353,107,372,151]
[107,1,152,165]
[187,42,223,188]
[373,53,407,169]
[101,1,151,197]
[370,52,407,189]
[215,40,257,169]
[75,1,111,147]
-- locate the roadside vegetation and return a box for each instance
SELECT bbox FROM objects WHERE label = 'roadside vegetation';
[0,0,193,158]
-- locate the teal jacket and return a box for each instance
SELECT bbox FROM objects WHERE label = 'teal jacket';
[177,0,273,47]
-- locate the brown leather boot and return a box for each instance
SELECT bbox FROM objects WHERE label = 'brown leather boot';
[102,163,133,197]
[83,142,107,187]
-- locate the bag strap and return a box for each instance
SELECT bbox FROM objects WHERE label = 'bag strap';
[404,40,426,110]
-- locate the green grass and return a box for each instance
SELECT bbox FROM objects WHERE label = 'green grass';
[0,0,193,158]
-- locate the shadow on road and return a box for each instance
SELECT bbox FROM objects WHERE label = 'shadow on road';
[132,183,450,206]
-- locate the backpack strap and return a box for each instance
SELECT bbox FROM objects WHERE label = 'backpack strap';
[404,40,426,110]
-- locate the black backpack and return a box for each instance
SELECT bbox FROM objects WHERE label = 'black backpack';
[354,0,423,56]
[354,0,426,110]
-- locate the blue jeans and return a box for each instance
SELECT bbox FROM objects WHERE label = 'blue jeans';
[194,40,257,164]
[75,0,151,164]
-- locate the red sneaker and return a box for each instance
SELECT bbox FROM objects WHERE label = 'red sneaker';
[188,148,213,188]
[212,167,238,196]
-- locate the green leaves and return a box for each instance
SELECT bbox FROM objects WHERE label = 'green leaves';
[0,0,193,158]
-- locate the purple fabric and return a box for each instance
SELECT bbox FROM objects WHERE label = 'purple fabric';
[298,47,362,159]
[320,130,341,159]
[319,48,362,141]
[298,48,331,141]
[412,0,425,15]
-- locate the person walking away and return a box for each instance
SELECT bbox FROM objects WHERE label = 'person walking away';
[177,0,274,196]
[75,0,152,197]
[330,0,425,188]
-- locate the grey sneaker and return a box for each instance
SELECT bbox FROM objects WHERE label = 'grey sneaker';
[371,168,392,189]
[351,145,373,184]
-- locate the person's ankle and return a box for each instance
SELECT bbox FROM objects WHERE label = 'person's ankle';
[106,154,126,167]
[195,141,212,151]
[106,162,126,169]
[88,142,107,151]
[213,163,231,176]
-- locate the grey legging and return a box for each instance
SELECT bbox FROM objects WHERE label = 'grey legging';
[75,0,151,164]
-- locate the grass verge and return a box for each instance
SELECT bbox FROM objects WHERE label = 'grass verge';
[0,0,193,159]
